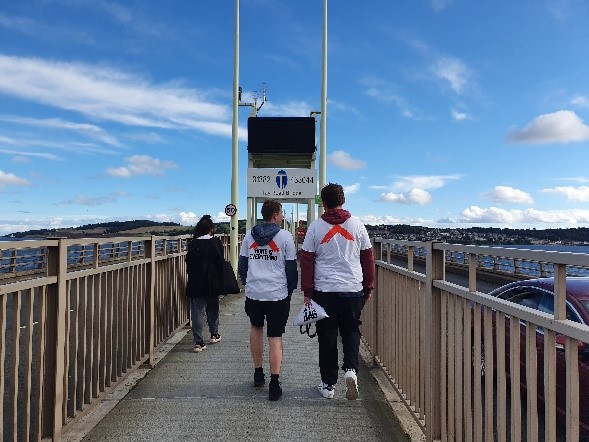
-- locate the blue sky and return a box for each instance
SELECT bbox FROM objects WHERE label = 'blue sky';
[2,0,589,235]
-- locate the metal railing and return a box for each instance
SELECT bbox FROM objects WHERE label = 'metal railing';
[0,234,237,442]
[362,239,589,442]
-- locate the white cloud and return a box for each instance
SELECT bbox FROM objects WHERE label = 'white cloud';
[0,149,61,160]
[458,206,589,225]
[432,57,469,94]
[0,115,122,146]
[451,109,471,121]
[0,170,30,189]
[379,188,432,205]
[0,13,36,34]
[344,183,360,194]
[484,186,534,204]
[0,135,21,145]
[128,132,164,144]
[149,211,228,225]
[263,100,312,117]
[571,95,589,107]
[359,214,433,225]
[178,211,199,225]
[557,176,589,183]
[507,110,589,144]
[376,174,461,206]
[391,174,462,192]
[361,77,419,119]
[328,150,366,170]
[540,186,589,202]
[56,194,121,206]
[432,0,455,12]
[106,155,178,178]
[0,55,233,137]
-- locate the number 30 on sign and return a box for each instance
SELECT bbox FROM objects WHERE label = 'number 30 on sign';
[224,204,237,217]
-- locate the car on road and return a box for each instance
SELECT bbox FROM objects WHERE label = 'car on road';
[486,277,589,436]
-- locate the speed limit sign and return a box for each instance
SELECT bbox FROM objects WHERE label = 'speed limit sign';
[224,204,237,217]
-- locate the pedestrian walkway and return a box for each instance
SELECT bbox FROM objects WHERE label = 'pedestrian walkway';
[65,289,413,441]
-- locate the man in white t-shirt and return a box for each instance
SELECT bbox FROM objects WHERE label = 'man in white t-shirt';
[238,200,297,401]
[300,183,375,400]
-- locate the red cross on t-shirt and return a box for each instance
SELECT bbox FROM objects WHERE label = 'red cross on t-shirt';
[320,224,354,244]
[249,240,280,252]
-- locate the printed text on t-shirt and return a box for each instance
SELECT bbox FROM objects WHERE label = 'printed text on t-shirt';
[249,248,278,261]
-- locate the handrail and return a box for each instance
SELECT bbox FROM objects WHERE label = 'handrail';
[0,234,238,441]
[364,238,589,441]
[377,239,589,279]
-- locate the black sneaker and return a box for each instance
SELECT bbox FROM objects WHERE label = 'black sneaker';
[268,381,282,401]
[254,371,265,387]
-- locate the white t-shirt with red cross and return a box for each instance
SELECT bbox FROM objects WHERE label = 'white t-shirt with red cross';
[240,229,296,301]
[301,217,371,293]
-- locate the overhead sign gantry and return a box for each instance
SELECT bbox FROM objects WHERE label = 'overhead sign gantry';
[246,116,318,230]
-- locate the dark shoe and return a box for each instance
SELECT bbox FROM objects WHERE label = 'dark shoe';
[254,371,265,387]
[268,381,282,401]
[193,343,206,353]
[210,334,221,344]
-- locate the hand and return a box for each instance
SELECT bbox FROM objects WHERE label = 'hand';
[363,291,372,301]
[304,296,312,305]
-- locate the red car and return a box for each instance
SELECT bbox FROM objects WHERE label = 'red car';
[486,277,589,436]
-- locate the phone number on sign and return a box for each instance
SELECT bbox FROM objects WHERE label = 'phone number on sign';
[251,175,271,183]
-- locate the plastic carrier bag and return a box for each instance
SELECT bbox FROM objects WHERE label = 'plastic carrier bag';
[293,300,329,338]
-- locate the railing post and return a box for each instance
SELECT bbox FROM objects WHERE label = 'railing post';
[372,238,382,367]
[425,241,443,442]
[146,237,156,367]
[408,245,414,272]
[47,239,67,441]
[93,243,100,269]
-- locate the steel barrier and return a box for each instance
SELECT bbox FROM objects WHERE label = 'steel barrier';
[0,234,238,442]
[362,239,589,442]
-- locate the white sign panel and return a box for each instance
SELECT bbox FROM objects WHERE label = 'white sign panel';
[247,168,316,199]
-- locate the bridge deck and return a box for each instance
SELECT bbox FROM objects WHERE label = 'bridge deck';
[65,288,412,441]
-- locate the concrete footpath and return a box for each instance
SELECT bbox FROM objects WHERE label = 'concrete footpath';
[64,289,423,441]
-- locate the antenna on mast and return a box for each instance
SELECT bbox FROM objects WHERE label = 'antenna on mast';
[239,83,268,117]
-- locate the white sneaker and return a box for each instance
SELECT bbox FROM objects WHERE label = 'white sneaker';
[318,381,335,399]
[344,369,359,400]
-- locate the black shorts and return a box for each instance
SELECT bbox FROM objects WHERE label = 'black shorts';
[245,296,291,337]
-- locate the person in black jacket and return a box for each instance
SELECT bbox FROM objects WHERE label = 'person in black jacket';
[185,215,224,352]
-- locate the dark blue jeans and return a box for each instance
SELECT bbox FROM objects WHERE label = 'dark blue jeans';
[313,291,364,386]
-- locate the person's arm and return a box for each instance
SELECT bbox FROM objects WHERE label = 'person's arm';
[237,255,248,286]
[360,248,375,300]
[237,235,250,285]
[284,233,297,297]
[300,250,315,301]
[286,260,297,297]
[215,237,225,261]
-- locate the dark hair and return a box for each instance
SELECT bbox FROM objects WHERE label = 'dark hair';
[261,200,282,221]
[193,215,215,237]
[321,183,345,209]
